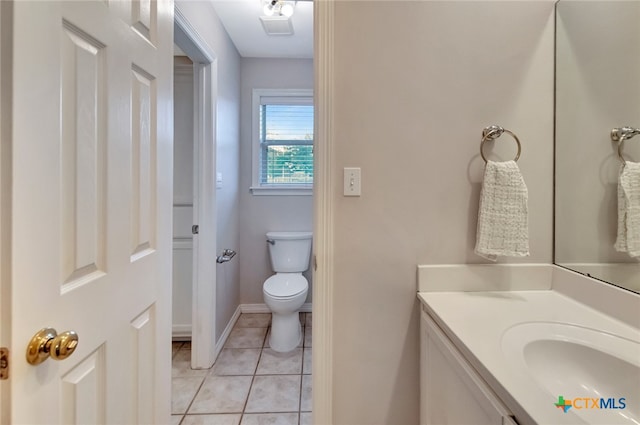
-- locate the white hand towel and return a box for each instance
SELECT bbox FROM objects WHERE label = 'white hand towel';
[614,161,640,257]
[475,160,530,261]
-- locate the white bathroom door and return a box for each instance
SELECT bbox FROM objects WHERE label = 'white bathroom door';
[9,1,173,423]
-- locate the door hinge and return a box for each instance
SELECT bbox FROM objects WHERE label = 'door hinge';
[0,347,8,380]
[192,225,199,235]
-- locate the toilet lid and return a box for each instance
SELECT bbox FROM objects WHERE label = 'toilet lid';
[264,274,308,298]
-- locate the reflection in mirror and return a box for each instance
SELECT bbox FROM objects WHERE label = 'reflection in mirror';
[555,0,640,293]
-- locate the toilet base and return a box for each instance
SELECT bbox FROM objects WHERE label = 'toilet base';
[269,312,302,352]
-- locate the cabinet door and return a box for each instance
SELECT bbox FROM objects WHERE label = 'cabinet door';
[421,310,516,425]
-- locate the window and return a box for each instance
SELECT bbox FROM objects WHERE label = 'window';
[251,89,314,195]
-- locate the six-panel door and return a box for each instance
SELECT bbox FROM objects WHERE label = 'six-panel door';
[10,1,173,423]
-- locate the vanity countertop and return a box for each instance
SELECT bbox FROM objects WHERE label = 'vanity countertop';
[418,289,640,425]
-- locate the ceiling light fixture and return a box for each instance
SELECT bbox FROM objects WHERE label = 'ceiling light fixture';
[280,2,294,17]
[262,0,296,18]
[263,0,277,16]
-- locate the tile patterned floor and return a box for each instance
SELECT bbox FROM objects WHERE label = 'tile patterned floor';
[172,313,312,425]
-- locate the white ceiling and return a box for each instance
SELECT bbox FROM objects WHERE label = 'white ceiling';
[210,0,313,59]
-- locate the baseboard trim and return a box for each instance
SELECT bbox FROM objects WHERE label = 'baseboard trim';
[214,305,242,358]
[240,303,270,313]
[240,303,313,314]
[172,325,192,341]
[173,302,313,357]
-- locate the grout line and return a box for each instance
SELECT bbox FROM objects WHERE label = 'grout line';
[172,341,214,419]
[179,375,207,418]
[171,342,185,360]
[298,323,304,423]
[180,412,247,416]
[239,367,255,423]
[241,410,303,414]
[173,318,312,423]
[237,325,269,425]
[298,370,304,424]
[221,373,303,378]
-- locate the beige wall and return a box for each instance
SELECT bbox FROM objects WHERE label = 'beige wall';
[175,0,242,340]
[329,2,555,423]
[238,58,314,305]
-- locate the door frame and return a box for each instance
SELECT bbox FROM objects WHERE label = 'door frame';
[0,1,12,422]
[313,0,334,422]
[174,6,219,369]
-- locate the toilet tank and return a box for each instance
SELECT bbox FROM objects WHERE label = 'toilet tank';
[266,231,312,273]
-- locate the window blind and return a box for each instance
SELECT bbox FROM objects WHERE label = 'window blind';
[259,102,314,185]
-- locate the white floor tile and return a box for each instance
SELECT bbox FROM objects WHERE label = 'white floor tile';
[303,327,312,348]
[236,313,272,328]
[171,337,312,420]
[173,349,210,378]
[213,349,261,376]
[226,328,268,349]
[245,375,301,413]
[240,413,298,425]
[172,377,205,414]
[256,348,302,375]
[300,412,312,425]
[181,414,242,425]
[302,349,312,375]
[301,375,312,412]
[188,375,253,414]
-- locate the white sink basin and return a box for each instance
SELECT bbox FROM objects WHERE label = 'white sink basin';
[501,322,640,424]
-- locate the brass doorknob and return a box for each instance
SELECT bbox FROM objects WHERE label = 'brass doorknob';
[26,328,79,365]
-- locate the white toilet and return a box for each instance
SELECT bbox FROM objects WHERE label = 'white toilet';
[263,231,311,352]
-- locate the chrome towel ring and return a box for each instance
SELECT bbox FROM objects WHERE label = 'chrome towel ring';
[611,126,640,165]
[480,125,521,164]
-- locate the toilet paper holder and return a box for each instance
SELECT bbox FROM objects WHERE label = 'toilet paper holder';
[216,249,236,264]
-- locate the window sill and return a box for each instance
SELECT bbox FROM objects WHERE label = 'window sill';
[250,186,313,196]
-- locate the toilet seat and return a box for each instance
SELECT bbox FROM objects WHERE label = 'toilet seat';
[264,274,308,299]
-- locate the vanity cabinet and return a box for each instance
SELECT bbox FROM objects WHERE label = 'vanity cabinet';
[420,308,518,425]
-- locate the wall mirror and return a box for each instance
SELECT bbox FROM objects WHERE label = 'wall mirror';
[555,0,640,293]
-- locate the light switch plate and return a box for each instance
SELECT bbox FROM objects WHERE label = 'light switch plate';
[344,167,361,196]
[216,172,223,189]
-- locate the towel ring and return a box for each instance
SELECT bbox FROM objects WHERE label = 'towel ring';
[480,125,521,164]
[611,126,640,165]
